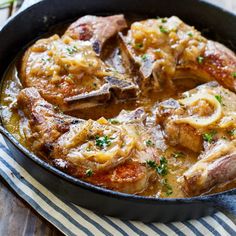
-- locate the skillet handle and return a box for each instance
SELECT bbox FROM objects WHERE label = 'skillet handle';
[209,192,236,215]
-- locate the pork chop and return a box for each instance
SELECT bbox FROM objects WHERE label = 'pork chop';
[119,16,236,92]
[20,16,137,112]
[65,15,127,55]
[156,82,236,152]
[180,139,236,196]
[155,82,236,195]
[17,87,160,194]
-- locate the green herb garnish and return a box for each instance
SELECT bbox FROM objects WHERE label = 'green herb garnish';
[66,45,78,54]
[95,135,112,148]
[156,156,168,176]
[172,151,185,158]
[108,119,120,124]
[41,57,51,64]
[161,178,173,196]
[135,43,143,49]
[228,129,236,136]
[215,95,222,104]
[203,130,216,143]
[145,140,154,147]
[146,157,168,176]
[197,56,204,64]
[232,72,236,78]
[159,25,169,34]
[161,18,167,23]
[141,54,148,61]
[85,169,93,177]
[146,160,157,168]
[187,32,193,37]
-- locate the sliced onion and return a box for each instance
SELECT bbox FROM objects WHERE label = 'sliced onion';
[175,93,222,128]
[218,112,236,128]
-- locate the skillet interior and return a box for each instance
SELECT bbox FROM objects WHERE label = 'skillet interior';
[0,0,236,221]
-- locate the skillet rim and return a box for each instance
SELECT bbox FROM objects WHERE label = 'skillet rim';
[0,0,236,204]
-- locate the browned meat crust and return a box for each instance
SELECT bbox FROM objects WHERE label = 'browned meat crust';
[119,16,236,92]
[156,82,236,152]
[20,15,137,112]
[181,140,236,196]
[176,40,236,92]
[155,82,236,196]
[16,15,236,197]
[17,87,159,194]
[65,15,127,55]
[17,87,82,156]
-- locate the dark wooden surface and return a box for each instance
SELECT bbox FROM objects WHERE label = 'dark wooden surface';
[0,177,63,236]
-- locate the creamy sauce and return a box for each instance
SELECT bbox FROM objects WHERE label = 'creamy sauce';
[1,21,236,198]
[2,61,233,198]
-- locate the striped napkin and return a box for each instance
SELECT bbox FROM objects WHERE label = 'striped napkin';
[1,136,236,236]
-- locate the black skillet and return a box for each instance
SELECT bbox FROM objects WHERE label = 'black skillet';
[0,0,235,222]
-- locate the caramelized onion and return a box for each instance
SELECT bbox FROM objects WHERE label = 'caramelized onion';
[66,121,137,165]
[175,93,222,128]
[218,113,236,128]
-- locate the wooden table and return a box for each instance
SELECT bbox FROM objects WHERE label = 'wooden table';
[0,1,235,235]
[0,177,63,235]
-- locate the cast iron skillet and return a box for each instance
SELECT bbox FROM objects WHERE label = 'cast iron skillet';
[0,0,236,222]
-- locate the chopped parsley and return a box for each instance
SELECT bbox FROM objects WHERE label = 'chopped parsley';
[156,156,168,176]
[161,179,173,196]
[66,45,78,54]
[141,54,148,61]
[135,43,143,49]
[197,56,204,64]
[215,95,222,104]
[159,25,169,34]
[203,130,216,143]
[172,151,185,158]
[108,119,120,124]
[228,129,236,136]
[146,156,168,176]
[146,160,157,168]
[86,147,91,151]
[166,187,173,196]
[85,169,93,177]
[41,57,51,64]
[95,135,112,148]
[232,72,236,78]
[187,32,193,37]
[145,140,154,147]
[161,18,167,23]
